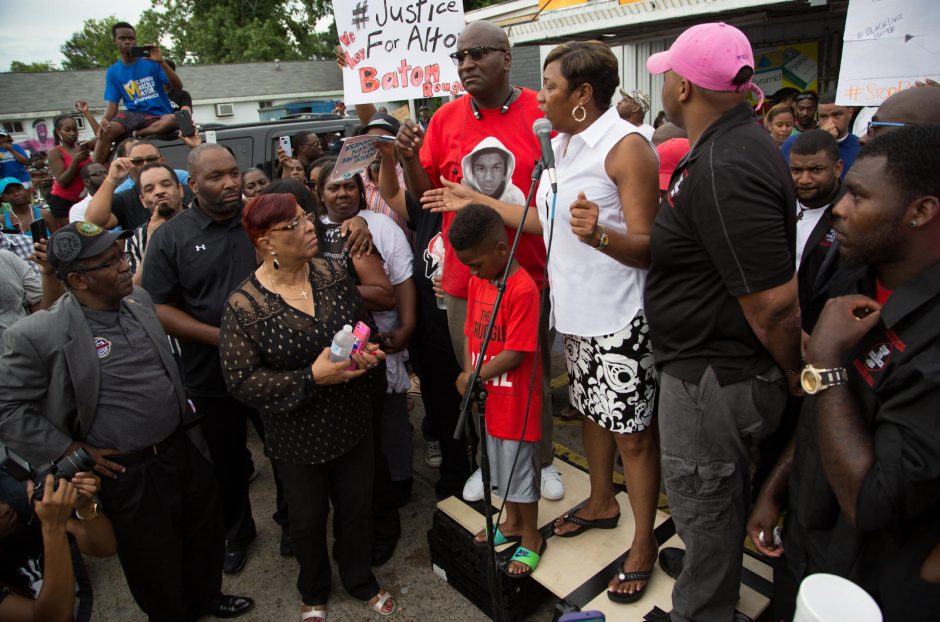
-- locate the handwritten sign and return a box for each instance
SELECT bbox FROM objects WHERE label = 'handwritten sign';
[332,134,396,181]
[333,0,466,105]
[836,0,939,106]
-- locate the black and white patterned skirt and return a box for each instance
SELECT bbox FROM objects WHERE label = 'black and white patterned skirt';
[562,310,657,434]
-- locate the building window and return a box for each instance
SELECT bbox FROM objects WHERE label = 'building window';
[2,121,24,134]
[215,103,235,117]
[259,101,273,109]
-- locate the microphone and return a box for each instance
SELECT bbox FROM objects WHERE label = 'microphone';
[532,118,557,193]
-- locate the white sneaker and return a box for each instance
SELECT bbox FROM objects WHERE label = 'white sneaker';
[462,468,484,502]
[425,440,442,468]
[541,464,565,501]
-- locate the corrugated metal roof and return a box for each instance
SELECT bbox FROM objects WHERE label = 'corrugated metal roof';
[0,59,343,116]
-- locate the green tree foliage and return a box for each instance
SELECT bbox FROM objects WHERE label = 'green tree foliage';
[60,13,163,70]
[463,0,504,9]
[9,60,58,72]
[153,0,338,63]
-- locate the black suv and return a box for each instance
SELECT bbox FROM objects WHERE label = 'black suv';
[151,114,362,176]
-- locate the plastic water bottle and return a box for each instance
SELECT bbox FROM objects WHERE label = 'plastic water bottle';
[434,261,446,310]
[329,324,356,362]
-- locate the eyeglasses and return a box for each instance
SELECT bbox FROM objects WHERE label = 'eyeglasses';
[866,120,911,136]
[449,46,507,65]
[77,252,131,272]
[268,213,315,233]
[130,155,161,166]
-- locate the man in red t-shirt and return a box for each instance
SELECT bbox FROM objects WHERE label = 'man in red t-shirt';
[451,204,545,578]
[396,21,561,503]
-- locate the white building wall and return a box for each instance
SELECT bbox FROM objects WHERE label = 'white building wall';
[191,101,262,126]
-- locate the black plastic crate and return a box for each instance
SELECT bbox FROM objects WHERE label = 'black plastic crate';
[428,508,548,621]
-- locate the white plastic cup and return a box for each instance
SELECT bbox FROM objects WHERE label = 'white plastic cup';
[793,573,882,622]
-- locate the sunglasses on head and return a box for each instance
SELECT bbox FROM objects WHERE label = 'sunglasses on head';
[795,92,818,102]
[449,46,506,65]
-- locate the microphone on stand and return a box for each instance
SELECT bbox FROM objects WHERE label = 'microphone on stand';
[532,118,556,193]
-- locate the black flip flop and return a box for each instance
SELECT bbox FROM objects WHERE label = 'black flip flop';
[607,568,653,604]
[555,510,620,538]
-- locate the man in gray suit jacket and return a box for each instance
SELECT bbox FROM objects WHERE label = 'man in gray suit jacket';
[0,222,253,621]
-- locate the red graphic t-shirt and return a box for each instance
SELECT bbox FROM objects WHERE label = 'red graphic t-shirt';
[420,89,547,298]
[464,269,542,441]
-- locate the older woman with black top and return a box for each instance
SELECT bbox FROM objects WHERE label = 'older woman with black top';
[220,193,396,620]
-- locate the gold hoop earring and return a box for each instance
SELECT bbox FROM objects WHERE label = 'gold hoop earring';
[572,103,587,123]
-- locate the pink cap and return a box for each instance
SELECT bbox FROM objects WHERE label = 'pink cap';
[647,22,764,108]
[656,138,691,191]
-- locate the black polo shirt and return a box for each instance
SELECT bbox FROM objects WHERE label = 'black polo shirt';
[141,199,256,396]
[787,261,940,603]
[645,102,796,385]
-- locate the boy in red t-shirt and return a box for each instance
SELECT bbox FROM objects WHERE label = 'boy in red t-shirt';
[450,204,544,578]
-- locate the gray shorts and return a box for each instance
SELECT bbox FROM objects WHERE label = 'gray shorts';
[486,436,540,503]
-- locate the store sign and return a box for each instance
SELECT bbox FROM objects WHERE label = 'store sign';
[837,0,939,106]
[753,43,819,96]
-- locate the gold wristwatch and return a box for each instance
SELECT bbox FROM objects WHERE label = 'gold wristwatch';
[594,225,609,250]
[800,365,848,395]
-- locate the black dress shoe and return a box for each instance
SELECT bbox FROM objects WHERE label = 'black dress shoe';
[280,527,294,557]
[210,594,254,619]
[658,547,685,580]
[223,542,249,574]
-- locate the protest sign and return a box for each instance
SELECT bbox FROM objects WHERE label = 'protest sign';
[333,0,466,105]
[836,0,939,106]
[390,104,411,122]
[332,134,396,181]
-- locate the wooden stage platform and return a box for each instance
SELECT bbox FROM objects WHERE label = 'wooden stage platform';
[431,460,773,621]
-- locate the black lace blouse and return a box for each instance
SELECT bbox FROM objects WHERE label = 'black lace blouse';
[220,258,373,464]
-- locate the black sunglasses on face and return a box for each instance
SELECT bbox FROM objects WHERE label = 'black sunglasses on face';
[449,46,507,65]
[130,155,161,166]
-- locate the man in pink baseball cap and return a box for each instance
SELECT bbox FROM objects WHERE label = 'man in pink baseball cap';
[643,22,802,622]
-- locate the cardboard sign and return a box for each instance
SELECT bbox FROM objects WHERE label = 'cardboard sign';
[333,0,466,105]
[332,134,396,181]
[390,104,411,122]
[836,0,940,106]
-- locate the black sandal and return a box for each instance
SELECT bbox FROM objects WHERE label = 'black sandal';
[607,568,653,604]
[554,510,620,538]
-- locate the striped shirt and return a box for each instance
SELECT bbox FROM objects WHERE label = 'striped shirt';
[362,165,413,244]
[127,220,183,363]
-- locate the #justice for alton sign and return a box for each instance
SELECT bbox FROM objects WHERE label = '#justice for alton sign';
[334,0,467,105]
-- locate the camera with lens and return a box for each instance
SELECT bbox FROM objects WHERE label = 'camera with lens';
[0,445,96,502]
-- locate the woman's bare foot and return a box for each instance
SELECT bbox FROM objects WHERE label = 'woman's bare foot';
[367,590,395,615]
[553,499,620,536]
[607,536,658,597]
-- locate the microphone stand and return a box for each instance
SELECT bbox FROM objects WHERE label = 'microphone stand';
[454,159,545,622]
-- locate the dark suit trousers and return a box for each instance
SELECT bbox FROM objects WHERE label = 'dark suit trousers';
[98,435,225,622]
[274,432,380,605]
[192,395,257,545]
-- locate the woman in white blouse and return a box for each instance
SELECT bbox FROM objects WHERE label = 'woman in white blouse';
[423,40,661,604]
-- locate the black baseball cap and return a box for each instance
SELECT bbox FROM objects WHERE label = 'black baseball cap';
[356,112,401,136]
[48,221,132,277]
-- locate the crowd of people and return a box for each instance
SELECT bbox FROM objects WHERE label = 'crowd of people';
[0,13,938,622]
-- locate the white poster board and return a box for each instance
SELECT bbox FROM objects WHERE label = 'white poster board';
[836,0,940,106]
[333,0,466,105]
[332,134,395,181]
